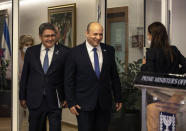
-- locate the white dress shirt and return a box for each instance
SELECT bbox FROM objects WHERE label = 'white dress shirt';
[40,44,54,67]
[86,40,103,71]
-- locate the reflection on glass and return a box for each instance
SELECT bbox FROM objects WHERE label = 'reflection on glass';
[110,22,125,63]
[0,1,12,130]
[106,0,144,131]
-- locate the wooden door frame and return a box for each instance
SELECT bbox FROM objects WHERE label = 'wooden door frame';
[106,6,128,68]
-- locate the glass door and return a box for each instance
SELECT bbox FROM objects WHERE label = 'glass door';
[106,0,144,131]
[0,1,13,130]
[106,6,128,69]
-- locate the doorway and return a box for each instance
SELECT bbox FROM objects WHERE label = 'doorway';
[106,6,128,67]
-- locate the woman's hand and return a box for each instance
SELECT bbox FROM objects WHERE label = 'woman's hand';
[142,57,146,64]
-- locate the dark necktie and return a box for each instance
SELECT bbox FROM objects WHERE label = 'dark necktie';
[93,48,100,78]
[43,48,49,74]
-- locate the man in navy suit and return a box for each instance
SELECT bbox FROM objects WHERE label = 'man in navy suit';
[65,22,122,131]
[19,22,68,131]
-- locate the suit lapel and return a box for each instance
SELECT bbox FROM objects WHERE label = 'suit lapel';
[34,44,44,74]
[100,43,108,77]
[82,43,97,77]
[47,45,58,75]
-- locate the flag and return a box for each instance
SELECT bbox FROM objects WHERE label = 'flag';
[1,18,11,60]
[97,0,101,22]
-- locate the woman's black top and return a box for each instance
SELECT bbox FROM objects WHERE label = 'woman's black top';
[141,46,186,74]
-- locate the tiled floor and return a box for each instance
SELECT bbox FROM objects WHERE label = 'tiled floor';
[0,117,78,131]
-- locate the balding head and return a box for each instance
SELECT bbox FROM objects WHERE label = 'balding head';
[86,22,103,33]
[86,22,103,47]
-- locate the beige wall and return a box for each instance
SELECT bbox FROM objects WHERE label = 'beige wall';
[0,0,103,45]
[19,0,98,45]
[172,0,186,57]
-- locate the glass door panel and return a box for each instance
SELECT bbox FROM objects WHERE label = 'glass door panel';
[0,1,12,130]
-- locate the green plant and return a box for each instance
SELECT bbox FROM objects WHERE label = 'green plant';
[117,58,142,112]
[0,48,9,90]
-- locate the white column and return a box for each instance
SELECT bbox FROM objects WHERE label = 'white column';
[12,0,19,130]
[169,0,172,42]
[161,0,168,27]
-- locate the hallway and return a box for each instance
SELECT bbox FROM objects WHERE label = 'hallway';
[0,117,78,131]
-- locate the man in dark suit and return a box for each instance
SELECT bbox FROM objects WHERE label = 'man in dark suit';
[54,25,62,45]
[65,22,122,131]
[54,25,68,50]
[19,22,68,131]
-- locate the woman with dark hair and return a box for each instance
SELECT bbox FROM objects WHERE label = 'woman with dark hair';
[141,22,186,74]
